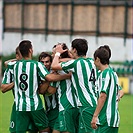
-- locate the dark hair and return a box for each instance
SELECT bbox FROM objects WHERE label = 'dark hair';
[53,45,56,49]
[103,45,111,58]
[60,43,70,58]
[19,40,32,57]
[38,52,52,62]
[71,38,88,56]
[53,43,70,58]
[94,47,110,65]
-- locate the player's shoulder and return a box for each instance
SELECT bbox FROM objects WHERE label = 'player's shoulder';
[86,57,94,62]
[8,60,17,65]
[61,59,75,65]
[7,60,17,68]
[20,59,39,64]
[102,68,111,76]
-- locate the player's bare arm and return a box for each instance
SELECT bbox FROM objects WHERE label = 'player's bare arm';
[1,82,14,93]
[118,89,124,101]
[91,92,107,129]
[45,73,71,82]
[47,86,57,94]
[39,81,50,94]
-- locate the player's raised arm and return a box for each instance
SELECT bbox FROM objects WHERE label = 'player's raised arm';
[51,44,67,70]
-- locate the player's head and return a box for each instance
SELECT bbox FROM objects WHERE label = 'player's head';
[100,45,111,59]
[59,43,70,58]
[38,52,52,71]
[15,46,22,60]
[19,40,32,58]
[52,43,70,59]
[94,46,110,68]
[71,38,88,57]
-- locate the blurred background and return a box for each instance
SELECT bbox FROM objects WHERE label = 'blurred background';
[0,0,133,132]
[1,0,133,94]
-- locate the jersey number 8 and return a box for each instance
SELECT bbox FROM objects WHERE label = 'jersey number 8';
[19,73,28,91]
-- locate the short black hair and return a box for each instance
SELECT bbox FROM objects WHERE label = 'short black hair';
[19,40,32,57]
[94,47,110,65]
[71,38,88,56]
[99,45,111,59]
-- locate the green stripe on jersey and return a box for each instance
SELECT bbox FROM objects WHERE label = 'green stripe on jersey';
[29,62,35,110]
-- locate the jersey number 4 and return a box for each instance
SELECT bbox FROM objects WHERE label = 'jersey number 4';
[89,69,96,86]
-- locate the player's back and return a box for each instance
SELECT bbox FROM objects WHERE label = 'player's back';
[61,57,98,107]
[13,59,49,111]
[74,57,98,107]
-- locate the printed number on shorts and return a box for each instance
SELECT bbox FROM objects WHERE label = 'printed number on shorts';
[19,73,28,91]
[89,69,96,86]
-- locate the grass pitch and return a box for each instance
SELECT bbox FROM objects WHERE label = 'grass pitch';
[0,91,133,133]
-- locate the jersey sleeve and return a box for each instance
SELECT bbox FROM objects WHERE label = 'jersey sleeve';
[37,62,50,80]
[118,85,122,90]
[2,62,15,84]
[2,68,12,84]
[61,59,75,73]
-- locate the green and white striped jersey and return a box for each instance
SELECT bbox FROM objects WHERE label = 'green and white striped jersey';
[61,57,98,108]
[44,70,58,112]
[13,59,50,111]
[44,93,58,112]
[2,61,17,98]
[97,67,120,127]
[2,67,13,84]
[51,70,78,112]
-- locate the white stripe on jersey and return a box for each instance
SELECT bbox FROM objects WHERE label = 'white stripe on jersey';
[58,85,64,111]
[25,62,31,111]
[102,73,110,92]
[66,79,74,107]
[45,96,51,111]
[17,62,23,111]
[33,63,39,110]
[51,95,57,109]
[84,60,97,104]
[38,62,47,81]
[106,73,114,126]
[71,74,81,106]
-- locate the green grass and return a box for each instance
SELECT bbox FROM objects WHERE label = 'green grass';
[0,91,133,133]
[119,94,133,133]
[0,91,14,133]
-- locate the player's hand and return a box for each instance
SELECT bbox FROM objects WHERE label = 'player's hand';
[91,116,98,129]
[55,44,67,54]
